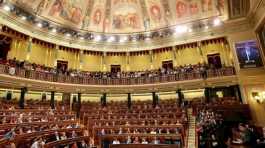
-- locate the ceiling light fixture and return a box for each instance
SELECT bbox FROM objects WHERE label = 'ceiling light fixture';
[65,33,71,37]
[107,36,115,42]
[94,35,102,41]
[145,37,151,41]
[119,36,128,43]
[145,32,152,37]
[21,16,27,20]
[3,5,11,12]
[213,18,221,26]
[51,28,57,33]
[175,25,188,34]
[37,22,43,28]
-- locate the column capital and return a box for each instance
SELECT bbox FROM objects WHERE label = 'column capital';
[149,50,153,55]
[28,37,33,42]
[79,49,84,54]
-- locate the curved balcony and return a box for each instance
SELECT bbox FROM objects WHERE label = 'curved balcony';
[0,64,235,86]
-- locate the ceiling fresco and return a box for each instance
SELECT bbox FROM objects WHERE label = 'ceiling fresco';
[9,0,227,33]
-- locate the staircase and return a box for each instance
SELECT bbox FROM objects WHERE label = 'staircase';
[187,108,196,148]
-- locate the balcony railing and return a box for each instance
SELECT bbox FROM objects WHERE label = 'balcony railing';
[0,64,235,85]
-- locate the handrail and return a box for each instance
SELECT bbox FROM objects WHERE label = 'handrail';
[0,64,235,86]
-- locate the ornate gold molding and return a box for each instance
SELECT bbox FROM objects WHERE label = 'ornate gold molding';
[0,74,238,93]
[0,9,251,52]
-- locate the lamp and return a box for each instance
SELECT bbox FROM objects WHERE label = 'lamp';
[252,92,265,103]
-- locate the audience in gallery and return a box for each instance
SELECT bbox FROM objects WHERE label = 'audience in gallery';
[0,58,232,80]
[196,107,265,148]
[196,109,223,147]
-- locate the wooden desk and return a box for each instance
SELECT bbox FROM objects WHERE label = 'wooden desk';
[110,144,180,148]
[99,133,183,148]
[0,120,78,130]
[44,136,89,148]
[0,128,84,146]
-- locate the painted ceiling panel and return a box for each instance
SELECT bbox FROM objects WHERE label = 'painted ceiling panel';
[8,0,227,33]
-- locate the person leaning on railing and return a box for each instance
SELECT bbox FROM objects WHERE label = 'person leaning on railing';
[0,58,234,85]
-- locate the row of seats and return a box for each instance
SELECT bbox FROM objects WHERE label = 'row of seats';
[0,104,93,148]
[81,99,187,147]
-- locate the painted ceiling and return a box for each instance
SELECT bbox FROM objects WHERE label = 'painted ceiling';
[9,0,227,34]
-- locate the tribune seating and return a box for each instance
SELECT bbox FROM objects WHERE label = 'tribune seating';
[192,97,251,121]
[81,99,188,147]
[0,104,90,148]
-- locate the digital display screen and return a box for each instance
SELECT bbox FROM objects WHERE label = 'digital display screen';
[235,40,263,68]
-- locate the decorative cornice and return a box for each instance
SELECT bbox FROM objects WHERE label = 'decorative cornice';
[0,9,252,52]
[0,73,238,93]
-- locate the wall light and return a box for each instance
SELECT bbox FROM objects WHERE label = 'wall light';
[252,92,265,103]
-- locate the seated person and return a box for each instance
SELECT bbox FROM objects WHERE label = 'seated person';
[166,128,171,134]
[100,129,105,135]
[150,128,156,134]
[126,136,132,144]
[118,127,123,134]
[126,128,131,134]
[133,137,140,144]
[31,138,41,148]
[105,122,109,126]
[89,137,95,147]
[110,129,115,134]
[152,137,160,144]
[257,127,265,147]
[154,120,158,126]
[175,120,181,125]
[72,131,77,138]
[232,123,256,145]
[125,121,130,126]
[112,138,120,144]
[141,138,148,144]
[133,129,140,134]
[53,131,60,141]
[83,129,89,136]
[81,140,88,148]
[60,132,67,140]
